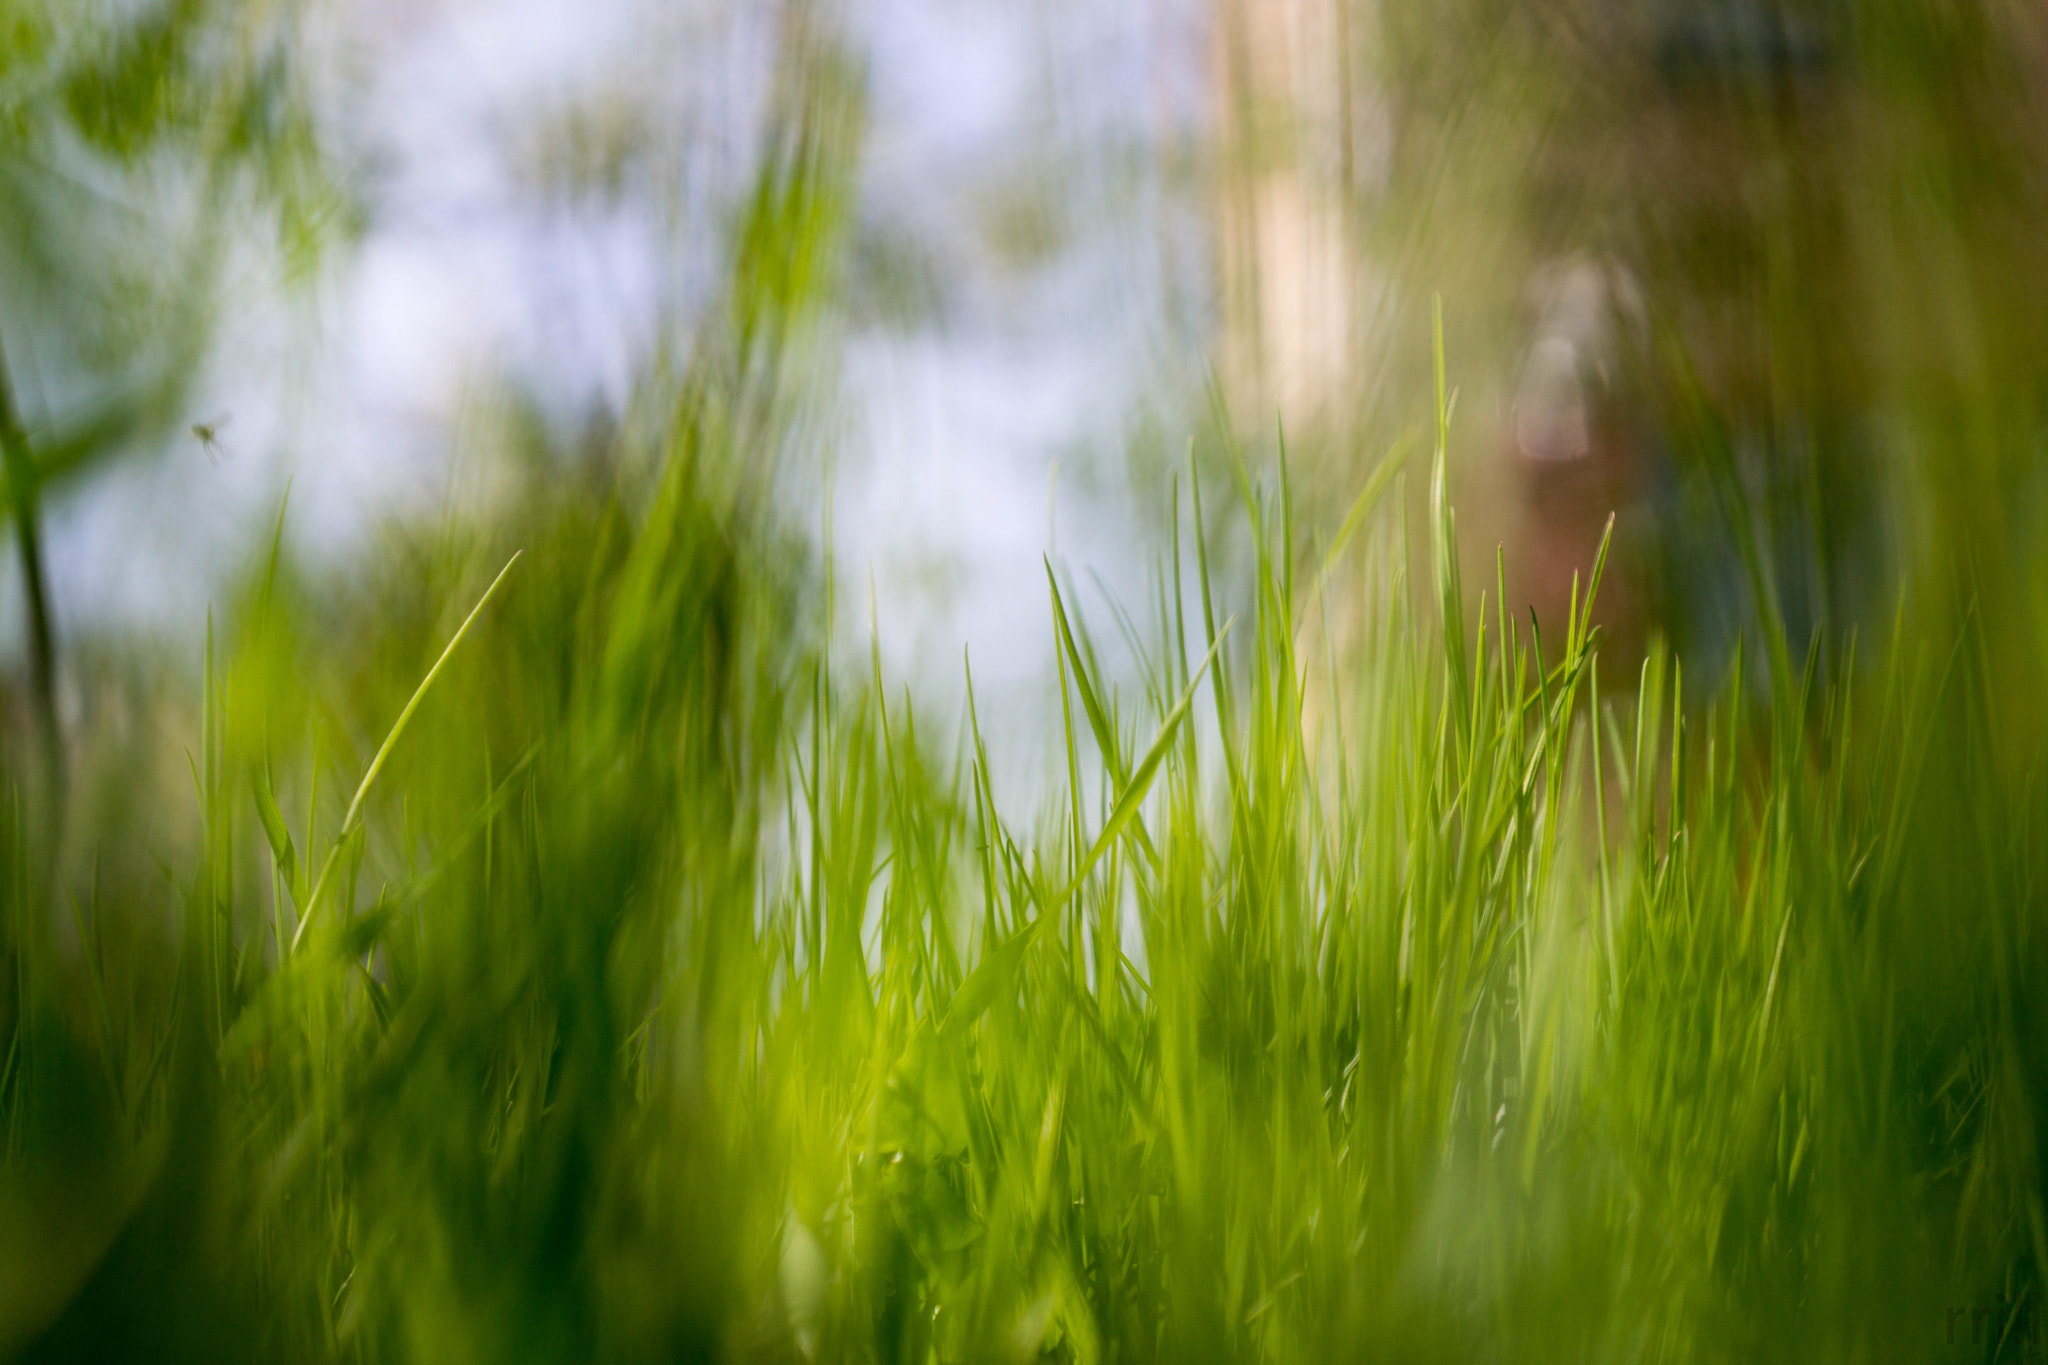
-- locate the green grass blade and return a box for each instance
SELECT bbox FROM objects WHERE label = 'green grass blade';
[291,551,520,954]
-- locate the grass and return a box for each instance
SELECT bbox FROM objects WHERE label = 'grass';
[2,307,2045,1363]
[5,27,2048,1365]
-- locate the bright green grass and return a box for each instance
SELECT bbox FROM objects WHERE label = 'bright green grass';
[3,67,2047,1365]
[2,317,2045,1363]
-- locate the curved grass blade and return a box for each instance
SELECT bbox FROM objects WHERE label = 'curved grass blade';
[291,551,521,954]
[942,615,1232,1036]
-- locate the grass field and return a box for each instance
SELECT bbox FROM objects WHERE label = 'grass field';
[5,309,2047,1364]
[7,17,2048,1365]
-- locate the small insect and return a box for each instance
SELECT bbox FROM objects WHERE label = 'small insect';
[190,412,232,462]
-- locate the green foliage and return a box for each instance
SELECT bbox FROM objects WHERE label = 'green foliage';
[8,281,2048,1361]
[0,0,336,482]
[6,5,2048,1364]
[0,0,339,837]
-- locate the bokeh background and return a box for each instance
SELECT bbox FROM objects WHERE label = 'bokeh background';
[20,0,2048,765]
[8,2,2048,1361]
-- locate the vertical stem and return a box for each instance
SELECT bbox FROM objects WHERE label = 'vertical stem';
[0,337,65,823]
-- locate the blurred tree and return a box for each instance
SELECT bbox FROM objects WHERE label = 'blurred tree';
[0,2,337,1351]
[0,0,340,805]
[1246,0,2048,691]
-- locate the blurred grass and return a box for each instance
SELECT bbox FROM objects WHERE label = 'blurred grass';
[8,308,2048,1361]
[6,3,2048,1363]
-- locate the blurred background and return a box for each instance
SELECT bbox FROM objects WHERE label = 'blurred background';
[5,2,2048,1358]
[10,0,2048,769]
[0,0,2040,693]
[2,0,1214,779]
